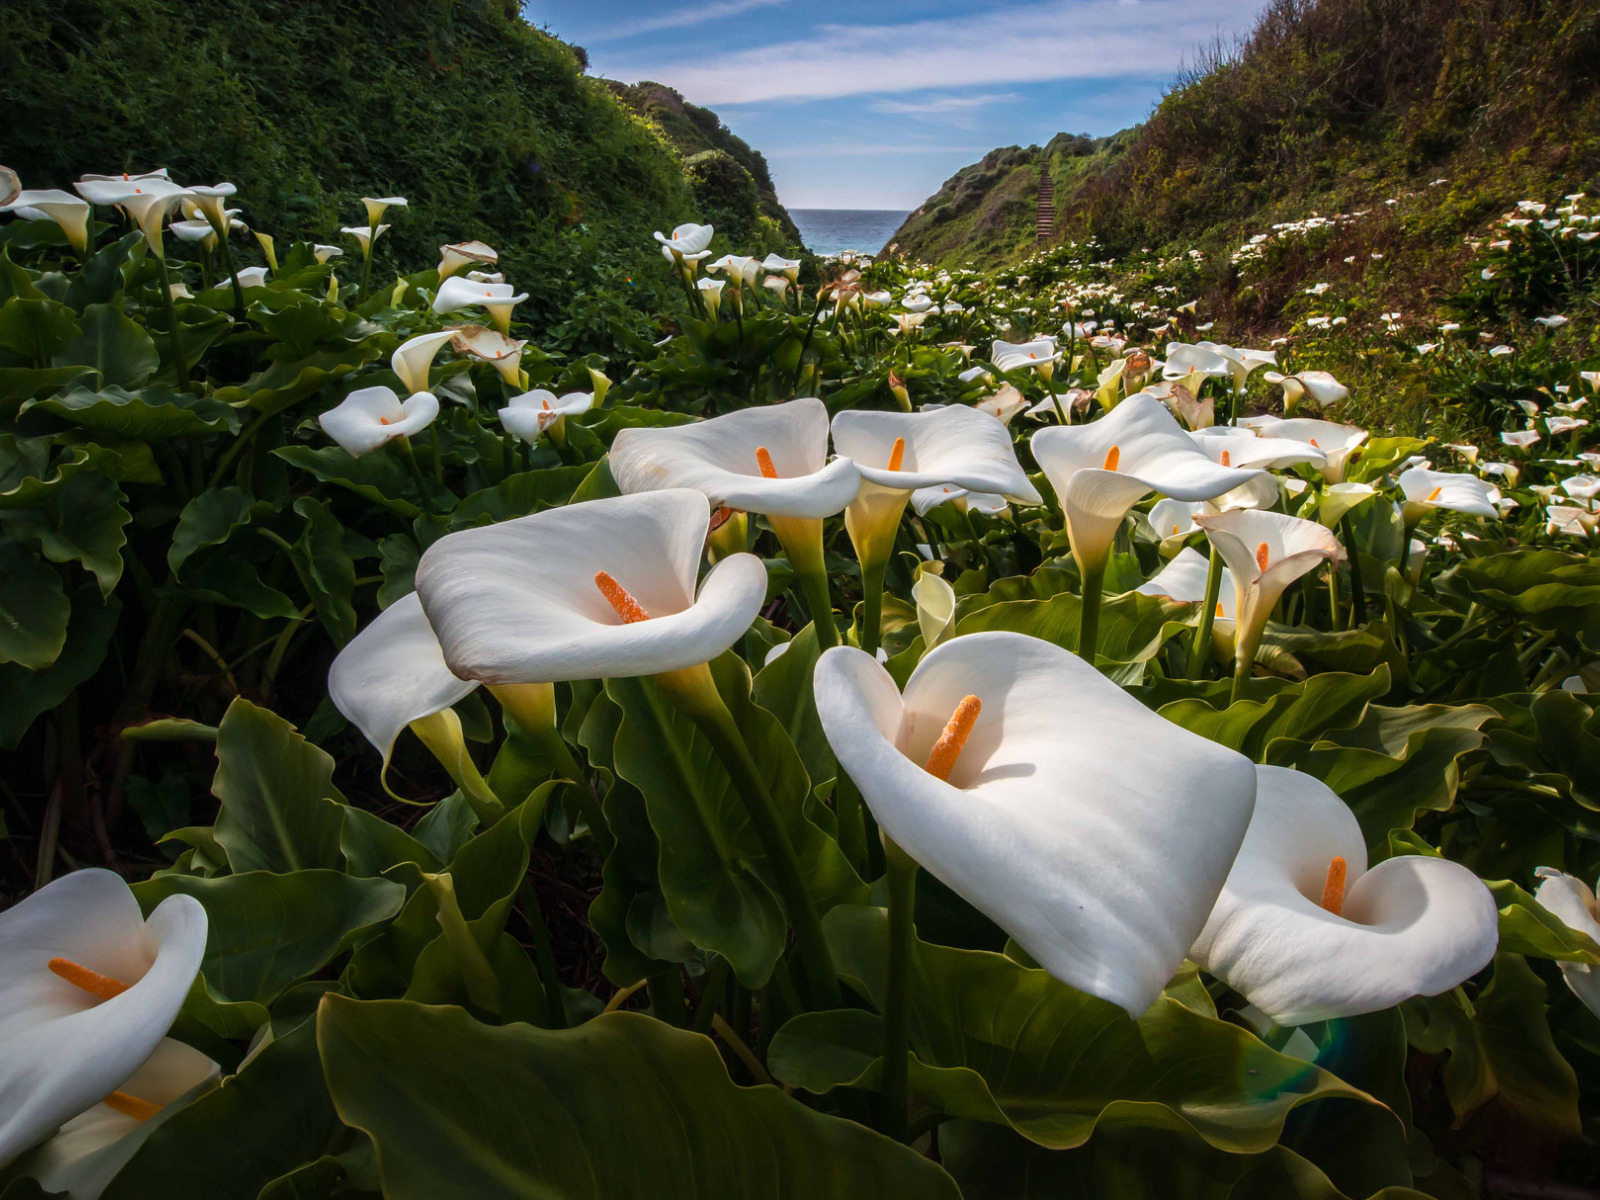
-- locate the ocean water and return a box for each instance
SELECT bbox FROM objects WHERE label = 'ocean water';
[791,209,910,257]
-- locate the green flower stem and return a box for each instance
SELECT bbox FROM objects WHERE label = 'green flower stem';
[1188,546,1225,680]
[1339,516,1368,626]
[796,566,840,650]
[860,558,888,658]
[833,772,868,878]
[1044,371,1068,426]
[773,517,839,650]
[212,223,247,321]
[527,722,615,859]
[516,879,567,1029]
[881,837,918,1142]
[1231,622,1264,706]
[657,666,841,1012]
[424,872,503,1016]
[360,222,376,297]
[1077,562,1105,664]
[154,254,191,391]
[1326,569,1342,632]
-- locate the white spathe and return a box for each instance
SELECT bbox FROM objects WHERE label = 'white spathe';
[1,190,91,253]
[391,330,457,397]
[11,1038,218,1198]
[653,223,714,255]
[360,196,407,225]
[328,592,477,766]
[0,870,208,1168]
[318,386,440,457]
[1533,868,1600,1016]
[1240,416,1369,483]
[813,632,1258,1018]
[1191,766,1498,1024]
[499,389,595,442]
[1189,427,1326,471]
[432,277,528,333]
[414,490,768,685]
[610,398,861,520]
[437,241,497,279]
[911,570,956,648]
[1031,393,1264,576]
[831,405,1042,503]
[1397,467,1499,523]
[1192,509,1344,658]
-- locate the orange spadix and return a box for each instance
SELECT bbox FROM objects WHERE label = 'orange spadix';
[1320,856,1347,916]
[1220,450,1232,467]
[887,437,906,472]
[102,1091,162,1122]
[1256,543,1270,570]
[923,695,982,782]
[49,957,130,1002]
[755,446,779,479]
[1103,446,1120,471]
[594,571,650,624]
[1426,486,1442,502]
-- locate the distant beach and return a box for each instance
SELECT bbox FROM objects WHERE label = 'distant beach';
[790,209,910,257]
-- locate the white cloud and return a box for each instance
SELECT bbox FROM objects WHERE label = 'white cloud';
[600,0,1261,105]
[580,0,789,43]
[869,93,1020,115]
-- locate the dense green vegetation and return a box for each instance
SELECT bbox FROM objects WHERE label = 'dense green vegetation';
[0,0,801,356]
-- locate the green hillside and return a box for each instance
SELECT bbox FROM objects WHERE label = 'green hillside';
[0,0,799,352]
[887,0,1600,314]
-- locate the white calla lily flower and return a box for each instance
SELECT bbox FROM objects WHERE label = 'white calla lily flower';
[1397,468,1499,524]
[1533,868,1600,1015]
[75,178,191,260]
[975,384,1028,425]
[341,224,389,256]
[437,240,497,279]
[312,244,344,264]
[1189,427,1326,471]
[1318,482,1378,528]
[1192,766,1498,1024]
[991,338,1062,379]
[1239,416,1368,482]
[1031,393,1265,579]
[215,266,269,290]
[653,223,714,255]
[611,398,859,521]
[0,869,208,1168]
[318,386,440,457]
[911,570,956,648]
[390,330,457,397]
[1192,509,1344,677]
[448,325,526,389]
[761,253,801,282]
[432,277,528,334]
[499,389,594,443]
[414,490,768,685]
[1263,370,1349,413]
[9,1038,218,1198]
[360,195,407,226]
[1,190,92,253]
[813,632,1257,1017]
[1162,342,1233,381]
[697,277,725,318]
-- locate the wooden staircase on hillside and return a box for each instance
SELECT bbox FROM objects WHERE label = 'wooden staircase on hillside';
[1036,172,1055,244]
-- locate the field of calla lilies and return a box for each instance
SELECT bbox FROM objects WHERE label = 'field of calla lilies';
[1,166,1599,1200]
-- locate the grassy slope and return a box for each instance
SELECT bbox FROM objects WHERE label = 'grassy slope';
[888,0,1600,323]
[0,0,793,343]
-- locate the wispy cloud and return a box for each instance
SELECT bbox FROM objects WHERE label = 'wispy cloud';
[600,0,1258,105]
[869,93,1019,115]
[581,0,788,43]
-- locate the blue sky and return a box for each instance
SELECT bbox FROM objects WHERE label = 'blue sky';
[524,0,1269,210]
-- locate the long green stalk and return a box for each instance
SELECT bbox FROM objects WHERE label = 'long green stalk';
[1077,564,1105,663]
[860,558,888,658]
[1339,516,1368,626]
[154,255,191,391]
[1187,547,1225,679]
[881,839,918,1141]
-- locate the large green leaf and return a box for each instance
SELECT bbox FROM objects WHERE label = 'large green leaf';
[285,496,357,646]
[133,871,404,1006]
[274,444,439,517]
[26,383,239,440]
[0,541,70,669]
[317,999,960,1199]
[168,486,275,575]
[1,468,130,596]
[1402,953,1581,1137]
[100,1018,345,1200]
[0,296,80,366]
[605,653,865,988]
[448,466,593,527]
[0,584,119,747]
[214,347,381,414]
[954,588,1190,682]
[769,905,1377,1152]
[211,698,344,874]
[1488,879,1600,965]
[51,302,159,387]
[1434,548,1600,616]
[752,622,835,788]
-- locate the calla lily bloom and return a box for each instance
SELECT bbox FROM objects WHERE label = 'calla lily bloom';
[319,386,440,457]
[215,267,269,290]
[1318,481,1378,528]
[813,631,1258,1017]
[449,325,526,388]
[1264,370,1349,413]
[653,223,714,255]
[391,330,457,397]
[361,195,407,225]
[697,277,724,318]
[341,224,389,256]
[610,398,860,521]
[1,190,91,253]
[1397,467,1499,524]
[438,240,497,279]
[186,182,237,232]
[1533,868,1600,1015]
[1031,392,1265,582]
[414,490,768,685]
[975,384,1029,425]
[762,253,801,282]
[889,312,926,335]
[432,277,528,334]
[911,570,956,648]
[1192,509,1344,689]
[1191,766,1497,1025]
[1190,427,1326,471]
[1162,342,1233,382]
[499,389,595,444]
[708,255,759,288]
[76,178,190,260]
[910,484,1009,518]
[0,869,208,1168]
[1240,416,1368,483]
[9,1038,218,1198]
[992,338,1062,380]
[310,243,341,264]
